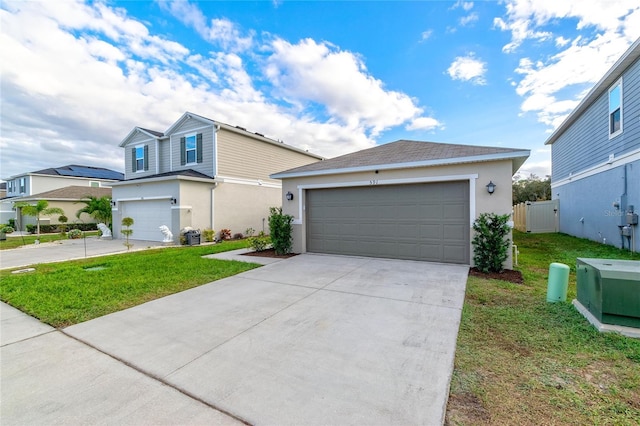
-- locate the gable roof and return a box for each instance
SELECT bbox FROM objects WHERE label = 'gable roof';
[12,186,112,202]
[271,140,530,179]
[8,165,123,181]
[545,37,640,145]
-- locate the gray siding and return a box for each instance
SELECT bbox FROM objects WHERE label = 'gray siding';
[168,117,215,177]
[552,57,640,182]
[158,139,171,174]
[122,131,157,180]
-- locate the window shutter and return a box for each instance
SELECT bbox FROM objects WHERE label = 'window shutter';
[180,137,186,165]
[196,133,203,163]
[131,147,136,172]
[144,145,149,171]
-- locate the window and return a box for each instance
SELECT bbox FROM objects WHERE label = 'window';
[186,135,196,164]
[131,145,148,172]
[609,79,622,137]
[90,181,100,187]
[8,180,14,193]
[19,177,26,193]
[180,133,203,165]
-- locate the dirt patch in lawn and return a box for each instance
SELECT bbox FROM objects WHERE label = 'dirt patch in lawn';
[445,392,490,425]
[468,267,524,284]
[241,248,298,259]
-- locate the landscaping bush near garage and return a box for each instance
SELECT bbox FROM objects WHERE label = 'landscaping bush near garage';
[0,240,254,327]
[446,231,640,425]
[24,223,98,234]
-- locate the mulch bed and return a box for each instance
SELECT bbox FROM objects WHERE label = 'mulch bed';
[468,267,524,284]
[241,248,298,259]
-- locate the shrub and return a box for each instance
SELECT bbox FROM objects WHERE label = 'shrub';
[268,207,294,255]
[244,227,255,237]
[248,231,270,252]
[26,224,36,234]
[68,229,82,239]
[202,228,215,243]
[233,232,244,239]
[472,212,511,273]
[1,225,15,233]
[219,229,232,240]
[8,219,16,229]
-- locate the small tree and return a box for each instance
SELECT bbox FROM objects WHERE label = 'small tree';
[58,215,68,235]
[15,200,64,237]
[76,196,112,228]
[121,217,134,251]
[268,207,294,255]
[472,213,511,273]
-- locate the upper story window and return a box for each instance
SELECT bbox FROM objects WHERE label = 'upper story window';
[8,180,14,193]
[90,181,100,187]
[609,79,622,138]
[132,145,149,172]
[19,177,26,193]
[180,133,203,165]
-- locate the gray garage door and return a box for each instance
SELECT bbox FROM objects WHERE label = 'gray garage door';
[306,181,470,263]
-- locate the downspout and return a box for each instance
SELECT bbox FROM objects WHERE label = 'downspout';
[619,165,628,249]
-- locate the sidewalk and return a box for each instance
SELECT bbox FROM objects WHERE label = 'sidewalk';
[0,237,165,270]
[0,302,241,425]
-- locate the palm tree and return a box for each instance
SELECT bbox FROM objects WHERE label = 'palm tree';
[16,200,65,237]
[76,196,112,227]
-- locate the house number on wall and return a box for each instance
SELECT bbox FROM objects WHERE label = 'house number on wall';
[369,179,379,185]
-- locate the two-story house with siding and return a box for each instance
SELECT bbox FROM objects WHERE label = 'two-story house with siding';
[111,112,324,242]
[1,165,123,230]
[545,38,640,252]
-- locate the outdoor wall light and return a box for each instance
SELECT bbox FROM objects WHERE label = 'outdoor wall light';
[171,197,177,205]
[286,191,294,201]
[110,200,116,207]
[486,181,496,195]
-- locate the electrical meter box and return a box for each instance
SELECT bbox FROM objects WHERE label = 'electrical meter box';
[627,212,639,225]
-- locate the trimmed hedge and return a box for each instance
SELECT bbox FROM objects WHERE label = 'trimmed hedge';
[26,223,98,234]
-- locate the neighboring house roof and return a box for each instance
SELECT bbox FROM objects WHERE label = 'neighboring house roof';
[110,169,216,186]
[6,165,124,181]
[12,186,112,202]
[272,140,530,179]
[121,111,324,160]
[545,37,640,145]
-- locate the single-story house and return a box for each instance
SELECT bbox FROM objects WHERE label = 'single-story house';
[112,112,323,242]
[11,186,112,229]
[272,140,530,269]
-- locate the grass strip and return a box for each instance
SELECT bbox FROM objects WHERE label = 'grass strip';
[0,232,100,250]
[0,240,257,327]
[446,231,640,425]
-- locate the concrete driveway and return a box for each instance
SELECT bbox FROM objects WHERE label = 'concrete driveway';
[1,253,469,425]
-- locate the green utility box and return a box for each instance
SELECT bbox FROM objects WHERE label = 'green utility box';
[576,258,640,328]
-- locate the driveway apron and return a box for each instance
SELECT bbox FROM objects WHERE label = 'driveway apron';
[63,253,469,425]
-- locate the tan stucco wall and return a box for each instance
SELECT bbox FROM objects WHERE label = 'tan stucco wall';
[16,200,97,230]
[213,182,281,237]
[279,160,515,268]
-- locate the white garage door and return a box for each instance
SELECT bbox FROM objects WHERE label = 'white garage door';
[121,200,172,242]
[306,181,470,264]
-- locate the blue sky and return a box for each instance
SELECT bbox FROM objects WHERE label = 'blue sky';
[2,0,639,180]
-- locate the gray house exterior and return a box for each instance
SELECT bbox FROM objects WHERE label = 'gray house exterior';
[545,38,640,251]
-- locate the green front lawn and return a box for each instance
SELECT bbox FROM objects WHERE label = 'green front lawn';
[446,232,640,425]
[0,232,100,250]
[0,240,257,327]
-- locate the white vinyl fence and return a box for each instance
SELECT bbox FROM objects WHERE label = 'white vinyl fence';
[513,200,559,233]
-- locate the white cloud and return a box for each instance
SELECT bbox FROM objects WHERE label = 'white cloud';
[451,1,474,12]
[447,54,487,85]
[265,38,438,137]
[0,0,439,178]
[420,29,433,42]
[460,12,479,26]
[495,0,640,130]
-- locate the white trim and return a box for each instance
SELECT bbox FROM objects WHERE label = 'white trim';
[170,124,212,137]
[272,151,530,179]
[155,139,159,173]
[164,112,215,136]
[551,148,640,189]
[170,136,173,171]
[293,173,478,224]
[171,205,192,210]
[116,196,173,202]
[216,175,281,188]
[608,77,623,139]
[184,132,198,165]
[214,125,220,176]
[111,174,215,186]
